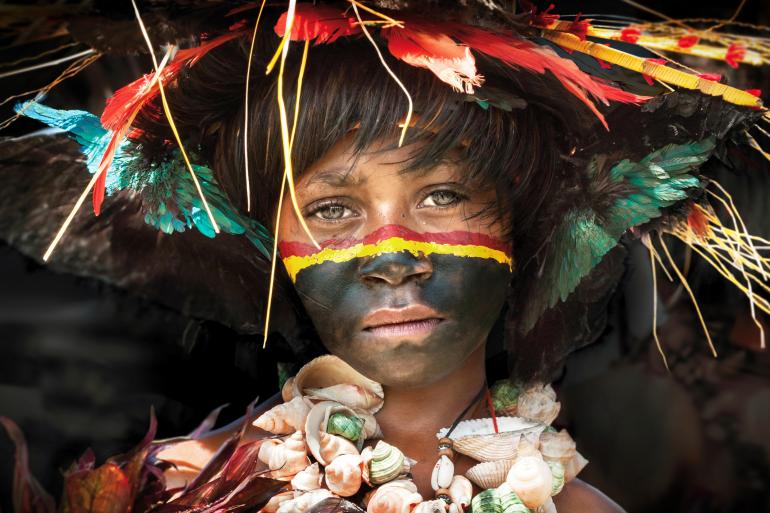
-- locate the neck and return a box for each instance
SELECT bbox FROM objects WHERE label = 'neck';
[374,344,487,454]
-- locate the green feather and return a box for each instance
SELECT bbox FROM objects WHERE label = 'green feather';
[520,138,716,332]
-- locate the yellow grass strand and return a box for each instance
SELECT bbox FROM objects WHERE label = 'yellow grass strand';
[647,240,670,371]
[244,0,268,212]
[658,233,718,357]
[131,0,220,234]
[275,0,320,249]
[350,1,413,147]
[263,174,287,349]
[263,38,311,348]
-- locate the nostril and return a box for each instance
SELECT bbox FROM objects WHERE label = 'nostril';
[359,252,433,286]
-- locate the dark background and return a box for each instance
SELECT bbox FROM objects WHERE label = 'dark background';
[1,1,769,512]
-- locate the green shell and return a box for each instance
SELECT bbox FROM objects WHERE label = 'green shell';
[498,490,530,513]
[471,488,531,513]
[368,441,405,485]
[326,413,364,441]
[471,489,501,513]
[547,461,565,496]
[490,380,522,413]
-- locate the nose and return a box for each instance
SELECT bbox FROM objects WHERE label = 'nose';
[359,251,433,286]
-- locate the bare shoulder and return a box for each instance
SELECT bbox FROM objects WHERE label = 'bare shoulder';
[552,479,626,513]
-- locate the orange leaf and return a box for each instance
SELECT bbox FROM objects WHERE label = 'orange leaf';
[61,463,131,513]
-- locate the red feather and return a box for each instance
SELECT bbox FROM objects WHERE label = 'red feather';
[92,31,242,215]
[274,4,359,44]
[381,24,482,93]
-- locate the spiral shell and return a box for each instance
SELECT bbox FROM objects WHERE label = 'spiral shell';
[539,429,576,467]
[291,463,323,491]
[287,355,384,413]
[259,431,311,479]
[490,380,522,417]
[447,475,472,509]
[254,396,311,435]
[505,455,553,509]
[318,432,359,466]
[366,480,423,513]
[276,489,334,513]
[325,453,364,497]
[516,384,560,426]
[306,402,378,463]
[464,459,514,489]
[327,412,365,441]
[368,441,407,485]
[436,417,544,462]
[497,485,530,513]
[412,500,447,513]
[469,489,500,513]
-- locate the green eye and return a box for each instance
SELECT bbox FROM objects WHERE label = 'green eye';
[317,205,347,219]
[421,190,461,207]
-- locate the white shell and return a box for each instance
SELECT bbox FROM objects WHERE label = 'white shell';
[437,417,544,462]
[325,453,364,497]
[464,459,514,489]
[516,384,560,426]
[430,455,454,490]
[412,500,447,513]
[276,489,334,513]
[447,475,472,509]
[291,463,323,491]
[366,480,423,513]
[289,355,384,413]
[253,396,312,434]
[564,450,589,482]
[539,429,577,466]
[505,455,553,509]
[259,431,311,479]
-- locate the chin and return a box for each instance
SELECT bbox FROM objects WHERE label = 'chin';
[333,337,468,389]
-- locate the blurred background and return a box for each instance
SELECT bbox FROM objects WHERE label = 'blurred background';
[0,1,769,512]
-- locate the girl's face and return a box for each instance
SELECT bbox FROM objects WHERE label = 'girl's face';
[276,136,512,388]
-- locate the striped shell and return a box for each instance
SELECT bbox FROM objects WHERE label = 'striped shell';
[327,412,365,441]
[437,417,544,462]
[464,459,514,489]
[368,441,407,485]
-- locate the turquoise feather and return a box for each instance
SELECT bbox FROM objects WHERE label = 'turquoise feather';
[16,100,273,259]
[521,138,716,332]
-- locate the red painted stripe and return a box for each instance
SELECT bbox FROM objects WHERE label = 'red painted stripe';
[278,224,511,257]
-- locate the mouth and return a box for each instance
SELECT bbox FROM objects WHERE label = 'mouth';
[361,305,444,338]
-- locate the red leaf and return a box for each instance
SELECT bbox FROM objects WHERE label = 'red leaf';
[0,417,55,513]
[61,464,132,513]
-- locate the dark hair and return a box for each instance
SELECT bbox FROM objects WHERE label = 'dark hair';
[133,9,604,381]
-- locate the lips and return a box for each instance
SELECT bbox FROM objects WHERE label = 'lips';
[362,304,444,337]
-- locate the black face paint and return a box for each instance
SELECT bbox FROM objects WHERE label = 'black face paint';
[280,225,512,388]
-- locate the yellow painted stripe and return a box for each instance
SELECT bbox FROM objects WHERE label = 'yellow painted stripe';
[281,237,513,282]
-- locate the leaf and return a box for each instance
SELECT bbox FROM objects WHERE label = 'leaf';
[0,417,56,513]
[60,464,132,513]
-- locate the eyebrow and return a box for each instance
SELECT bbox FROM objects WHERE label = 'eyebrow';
[305,166,366,188]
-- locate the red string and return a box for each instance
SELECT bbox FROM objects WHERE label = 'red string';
[485,389,499,434]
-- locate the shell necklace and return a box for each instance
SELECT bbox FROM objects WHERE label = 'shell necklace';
[253,355,587,513]
[430,383,487,504]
